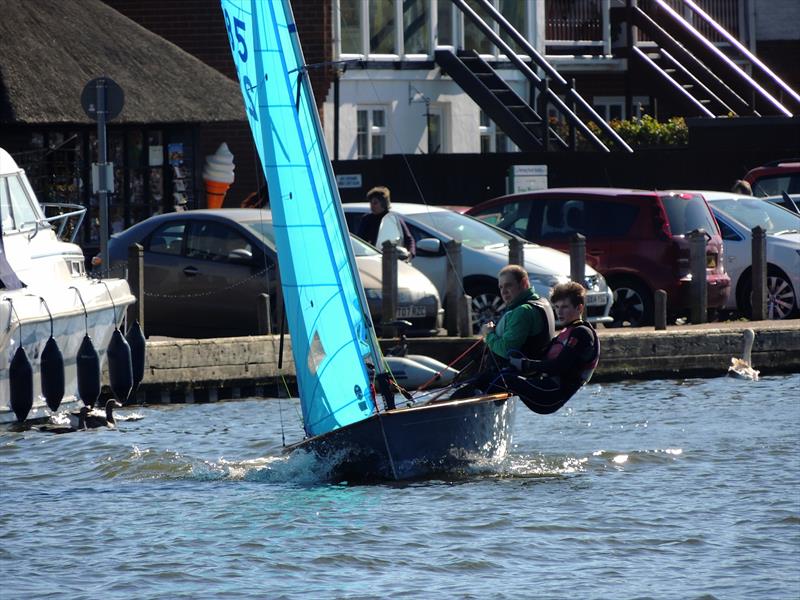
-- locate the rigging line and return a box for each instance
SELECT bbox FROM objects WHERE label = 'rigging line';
[414,337,484,394]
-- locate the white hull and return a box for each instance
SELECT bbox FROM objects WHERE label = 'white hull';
[0,278,134,424]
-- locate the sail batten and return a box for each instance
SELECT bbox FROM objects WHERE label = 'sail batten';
[222,0,380,437]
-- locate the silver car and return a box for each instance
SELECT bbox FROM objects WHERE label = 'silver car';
[343,203,613,330]
[107,209,442,338]
[698,191,800,319]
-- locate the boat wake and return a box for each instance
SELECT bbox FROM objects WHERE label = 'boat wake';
[91,445,685,485]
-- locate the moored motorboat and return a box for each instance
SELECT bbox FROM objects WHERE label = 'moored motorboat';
[1,147,135,424]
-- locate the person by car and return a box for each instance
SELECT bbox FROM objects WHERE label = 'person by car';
[356,186,415,259]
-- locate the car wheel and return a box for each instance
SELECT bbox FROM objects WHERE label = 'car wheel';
[738,266,797,320]
[467,283,504,334]
[606,278,653,328]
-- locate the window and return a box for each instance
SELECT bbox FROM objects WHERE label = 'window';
[147,222,186,256]
[186,221,252,262]
[340,0,362,54]
[403,0,429,54]
[592,96,652,121]
[479,110,517,153]
[369,0,395,54]
[716,217,742,242]
[530,199,639,239]
[1,174,40,231]
[357,108,387,158]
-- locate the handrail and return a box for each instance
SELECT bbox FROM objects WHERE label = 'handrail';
[681,0,800,109]
[650,0,792,116]
[24,203,87,243]
[630,5,749,114]
[472,0,634,152]
[451,0,620,153]
[632,47,715,117]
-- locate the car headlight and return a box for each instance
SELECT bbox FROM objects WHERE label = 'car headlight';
[365,288,381,301]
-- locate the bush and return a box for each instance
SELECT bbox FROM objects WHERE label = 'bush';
[550,115,688,150]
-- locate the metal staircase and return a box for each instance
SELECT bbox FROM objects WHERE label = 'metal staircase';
[614,0,799,117]
[434,49,556,152]
[437,0,634,153]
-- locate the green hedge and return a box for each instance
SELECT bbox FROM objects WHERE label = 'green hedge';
[552,115,689,149]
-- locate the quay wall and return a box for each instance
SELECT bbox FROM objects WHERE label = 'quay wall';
[125,320,800,403]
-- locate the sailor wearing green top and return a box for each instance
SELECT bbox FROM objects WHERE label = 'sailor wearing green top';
[480,264,555,363]
[453,265,554,398]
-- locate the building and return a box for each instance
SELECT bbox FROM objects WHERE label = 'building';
[0,0,246,251]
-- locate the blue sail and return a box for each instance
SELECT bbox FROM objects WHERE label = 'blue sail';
[221,0,378,437]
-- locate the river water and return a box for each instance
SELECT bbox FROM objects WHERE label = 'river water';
[1,374,798,599]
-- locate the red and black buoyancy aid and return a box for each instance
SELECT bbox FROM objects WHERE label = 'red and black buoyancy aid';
[520,297,556,359]
[544,319,600,384]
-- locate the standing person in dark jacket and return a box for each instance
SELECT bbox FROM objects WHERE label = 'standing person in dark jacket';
[507,281,600,414]
[357,186,415,259]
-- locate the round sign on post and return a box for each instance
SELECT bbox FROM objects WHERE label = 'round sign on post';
[81,77,125,121]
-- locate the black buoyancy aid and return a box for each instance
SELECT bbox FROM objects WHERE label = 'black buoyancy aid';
[544,319,600,384]
[520,297,556,359]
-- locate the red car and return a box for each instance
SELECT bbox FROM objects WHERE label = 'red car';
[743,159,800,197]
[466,188,731,326]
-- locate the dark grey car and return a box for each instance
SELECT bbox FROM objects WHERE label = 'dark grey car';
[106,209,441,338]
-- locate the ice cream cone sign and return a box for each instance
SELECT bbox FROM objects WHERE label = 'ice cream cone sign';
[203,143,235,208]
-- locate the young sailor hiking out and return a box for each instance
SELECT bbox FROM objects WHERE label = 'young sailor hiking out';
[507,281,600,414]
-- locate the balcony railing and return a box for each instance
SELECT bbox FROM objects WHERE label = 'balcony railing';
[545,0,746,54]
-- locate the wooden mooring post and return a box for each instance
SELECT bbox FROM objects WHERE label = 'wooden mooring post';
[445,240,464,336]
[126,243,144,331]
[751,226,767,320]
[689,229,707,324]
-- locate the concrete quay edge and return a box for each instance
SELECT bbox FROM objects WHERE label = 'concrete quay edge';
[123,319,800,404]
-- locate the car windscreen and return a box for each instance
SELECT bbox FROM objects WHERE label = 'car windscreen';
[752,174,800,197]
[244,220,377,256]
[660,194,719,236]
[408,210,511,248]
[710,198,800,234]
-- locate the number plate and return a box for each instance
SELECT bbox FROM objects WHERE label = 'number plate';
[585,293,606,307]
[396,305,426,318]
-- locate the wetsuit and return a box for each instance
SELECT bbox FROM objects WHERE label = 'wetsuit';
[507,319,600,414]
[356,211,416,257]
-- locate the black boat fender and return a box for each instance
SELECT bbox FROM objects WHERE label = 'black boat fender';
[9,346,33,424]
[76,334,101,408]
[41,336,65,412]
[125,321,146,403]
[107,328,133,403]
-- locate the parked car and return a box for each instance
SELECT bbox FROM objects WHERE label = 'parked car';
[106,209,442,338]
[699,191,799,319]
[342,203,614,331]
[743,159,800,197]
[763,192,799,214]
[466,188,731,326]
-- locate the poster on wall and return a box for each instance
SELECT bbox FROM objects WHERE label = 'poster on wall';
[168,143,184,166]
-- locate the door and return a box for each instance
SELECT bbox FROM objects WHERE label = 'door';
[181,220,275,337]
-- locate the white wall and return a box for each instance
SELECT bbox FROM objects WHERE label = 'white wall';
[322,67,530,158]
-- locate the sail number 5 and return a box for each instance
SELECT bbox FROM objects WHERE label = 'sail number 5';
[223,7,258,122]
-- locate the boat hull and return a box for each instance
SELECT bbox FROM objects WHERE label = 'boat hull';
[289,393,516,482]
[0,279,133,424]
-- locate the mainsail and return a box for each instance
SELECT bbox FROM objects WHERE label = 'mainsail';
[221,0,381,437]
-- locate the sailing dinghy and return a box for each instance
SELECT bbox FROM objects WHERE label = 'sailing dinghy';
[221,0,515,481]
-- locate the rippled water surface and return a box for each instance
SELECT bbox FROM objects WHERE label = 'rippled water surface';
[2,375,799,599]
